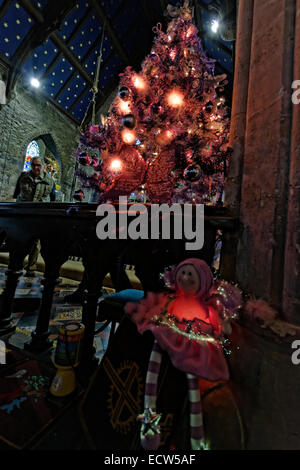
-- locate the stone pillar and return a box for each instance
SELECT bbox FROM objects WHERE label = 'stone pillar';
[226,0,254,213]
[283,0,300,323]
[227,0,298,319]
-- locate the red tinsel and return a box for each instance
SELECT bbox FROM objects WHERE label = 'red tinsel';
[145,146,176,203]
[99,145,146,201]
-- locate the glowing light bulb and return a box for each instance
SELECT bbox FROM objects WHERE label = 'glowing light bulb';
[186,26,194,38]
[132,75,146,90]
[167,90,184,108]
[110,158,122,172]
[119,99,131,114]
[30,78,40,88]
[211,19,219,33]
[121,129,136,144]
[169,49,176,60]
[157,128,175,145]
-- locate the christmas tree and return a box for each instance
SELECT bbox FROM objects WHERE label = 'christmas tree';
[74,1,231,204]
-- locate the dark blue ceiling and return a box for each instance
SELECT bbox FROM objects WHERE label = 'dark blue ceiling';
[0,0,234,124]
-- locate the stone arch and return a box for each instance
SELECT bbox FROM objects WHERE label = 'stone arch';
[23,132,64,194]
[21,130,62,165]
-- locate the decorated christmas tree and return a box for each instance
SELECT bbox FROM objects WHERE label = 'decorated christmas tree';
[74,1,231,204]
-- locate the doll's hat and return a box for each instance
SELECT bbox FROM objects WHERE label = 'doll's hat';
[174,258,214,299]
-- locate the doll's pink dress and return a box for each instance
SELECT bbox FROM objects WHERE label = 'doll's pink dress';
[126,292,230,381]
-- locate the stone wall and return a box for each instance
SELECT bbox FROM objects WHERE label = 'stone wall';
[0,64,79,202]
[227,0,300,324]
[222,0,300,450]
[228,319,300,450]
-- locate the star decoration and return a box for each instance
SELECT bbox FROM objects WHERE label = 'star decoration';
[137,408,162,436]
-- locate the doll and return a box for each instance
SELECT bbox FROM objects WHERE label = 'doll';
[125,258,242,450]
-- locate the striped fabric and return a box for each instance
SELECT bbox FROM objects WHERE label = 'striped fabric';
[187,373,206,450]
[139,340,163,450]
[144,340,163,410]
[140,340,208,450]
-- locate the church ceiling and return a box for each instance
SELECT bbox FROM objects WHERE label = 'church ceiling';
[0,0,234,124]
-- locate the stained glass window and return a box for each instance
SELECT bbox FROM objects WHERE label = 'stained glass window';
[23,140,40,171]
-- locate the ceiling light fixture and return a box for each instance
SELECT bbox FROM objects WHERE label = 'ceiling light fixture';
[30,77,40,88]
[211,19,219,34]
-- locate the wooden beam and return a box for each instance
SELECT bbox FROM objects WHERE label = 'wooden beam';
[141,0,155,28]
[19,0,43,22]
[54,68,82,101]
[92,74,120,118]
[68,83,90,113]
[54,28,109,101]
[86,14,146,122]
[199,1,209,11]
[50,33,93,86]
[18,0,93,86]
[69,0,136,116]
[90,14,154,122]
[215,61,232,77]
[43,7,92,79]
[47,94,80,125]
[89,0,130,65]
[208,36,232,56]
[0,0,14,22]
[193,0,204,34]
[6,0,75,98]
[111,0,129,22]
[53,0,129,101]
[0,53,11,69]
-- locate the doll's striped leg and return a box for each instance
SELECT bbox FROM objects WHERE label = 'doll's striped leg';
[144,340,162,409]
[138,340,163,450]
[187,373,207,450]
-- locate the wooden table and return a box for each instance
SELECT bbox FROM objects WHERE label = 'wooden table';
[0,202,239,364]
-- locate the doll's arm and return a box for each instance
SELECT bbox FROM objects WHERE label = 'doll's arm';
[208,306,223,337]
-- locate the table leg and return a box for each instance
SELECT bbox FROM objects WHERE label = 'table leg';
[25,240,68,353]
[0,268,23,334]
[0,241,28,335]
[80,239,128,364]
[25,274,59,353]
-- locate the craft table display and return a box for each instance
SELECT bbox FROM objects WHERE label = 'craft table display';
[0,202,238,368]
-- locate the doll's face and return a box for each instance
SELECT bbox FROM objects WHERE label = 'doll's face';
[176,264,200,295]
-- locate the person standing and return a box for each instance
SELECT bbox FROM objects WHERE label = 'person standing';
[14,156,55,202]
[13,156,56,275]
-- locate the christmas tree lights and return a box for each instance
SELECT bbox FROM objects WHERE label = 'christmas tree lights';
[74,1,231,204]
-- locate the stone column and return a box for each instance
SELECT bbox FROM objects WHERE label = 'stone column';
[283,0,300,324]
[228,0,297,318]
[226,0,254,213]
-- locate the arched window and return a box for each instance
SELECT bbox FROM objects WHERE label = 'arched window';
[24,140,40,171]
